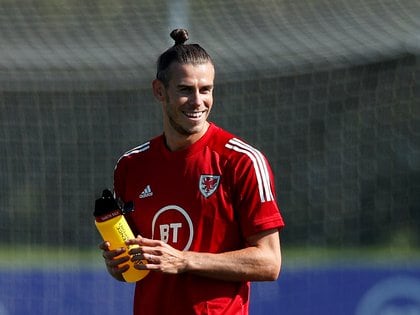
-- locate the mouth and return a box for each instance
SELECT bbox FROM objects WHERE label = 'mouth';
[182,110,206,120]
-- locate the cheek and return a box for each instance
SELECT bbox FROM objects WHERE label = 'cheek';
[166,92,187,106]
[205,96,213,108]
[163,97,183,118]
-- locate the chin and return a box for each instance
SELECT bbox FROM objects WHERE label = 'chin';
[190,121,209,133]
[170,117,209,137]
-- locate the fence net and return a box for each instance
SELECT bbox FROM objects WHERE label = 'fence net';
[0,0,419,314]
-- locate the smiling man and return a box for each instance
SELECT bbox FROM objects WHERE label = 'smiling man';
[154,61,214,151]
[99,29,285,315]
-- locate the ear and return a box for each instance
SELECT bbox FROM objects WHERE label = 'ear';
[152,79,165,102]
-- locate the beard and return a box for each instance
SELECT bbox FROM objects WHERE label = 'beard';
[168,114,195,136]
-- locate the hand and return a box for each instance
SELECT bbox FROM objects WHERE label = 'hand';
[127,236,188,274]
[99,241,130,281]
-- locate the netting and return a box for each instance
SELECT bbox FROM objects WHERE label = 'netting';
[1,1,420,314]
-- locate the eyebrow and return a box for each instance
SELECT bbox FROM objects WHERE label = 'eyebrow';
[177,83,214,90]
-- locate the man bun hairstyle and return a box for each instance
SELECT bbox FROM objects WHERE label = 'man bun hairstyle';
[156,28,214,85]
[170,28,189,46]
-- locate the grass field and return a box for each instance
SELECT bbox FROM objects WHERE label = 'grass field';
[283,245,420,270]
[1,243,419,270]
[0,245,103,270]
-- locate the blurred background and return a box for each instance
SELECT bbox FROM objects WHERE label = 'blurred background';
[0,0,419,314]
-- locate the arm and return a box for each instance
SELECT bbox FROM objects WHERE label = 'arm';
[127,228,281,282]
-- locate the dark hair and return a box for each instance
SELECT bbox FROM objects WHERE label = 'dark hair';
[156,29,214,85]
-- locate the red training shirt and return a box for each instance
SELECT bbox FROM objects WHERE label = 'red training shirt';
[114,123,284,315]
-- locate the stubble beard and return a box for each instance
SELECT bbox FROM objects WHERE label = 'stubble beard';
[168,115,195,136]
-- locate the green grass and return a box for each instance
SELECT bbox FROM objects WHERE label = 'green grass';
[1,243,420,271]
[282,244,420,270]
[0,244,104,270]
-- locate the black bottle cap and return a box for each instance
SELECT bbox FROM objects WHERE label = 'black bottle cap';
[94,189,120,217]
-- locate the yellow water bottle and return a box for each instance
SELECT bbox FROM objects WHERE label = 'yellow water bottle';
[94,189,149,282]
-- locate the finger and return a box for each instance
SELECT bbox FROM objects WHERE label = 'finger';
[118,264,130,273]
[125,238,142,246]
[130,252,146,262]
[106,256,131,277]
[137,238,162,246]
[133,261,159,271]
[129,246,160,260]
[109,261,130,275]
[128,246,142,256]
[109,255,130,267]
[144,253,161,263]
[103,247,127,260]
[126,236,161,247]
[98,241,110,251]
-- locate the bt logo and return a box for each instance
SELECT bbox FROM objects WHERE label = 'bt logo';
[151,205,194,251]
[159,223,183,243]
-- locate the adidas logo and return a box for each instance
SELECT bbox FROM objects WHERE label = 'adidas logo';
[139,185,153,199]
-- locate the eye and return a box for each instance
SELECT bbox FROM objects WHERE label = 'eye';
[178,86,192,94]
[201,87,213,94]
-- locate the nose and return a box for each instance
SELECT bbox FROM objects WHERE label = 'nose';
[189,90,204,107]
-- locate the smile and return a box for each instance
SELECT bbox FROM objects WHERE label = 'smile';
[183,111,206,119]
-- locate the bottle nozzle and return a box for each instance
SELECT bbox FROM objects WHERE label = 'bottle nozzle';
[102,189,113,199]
[94,189,120,217]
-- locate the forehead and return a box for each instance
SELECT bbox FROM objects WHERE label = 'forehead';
[167,62,215,85]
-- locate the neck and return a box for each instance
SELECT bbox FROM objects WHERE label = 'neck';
[164,122,210,151]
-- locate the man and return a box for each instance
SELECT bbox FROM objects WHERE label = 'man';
[100,29,285,315]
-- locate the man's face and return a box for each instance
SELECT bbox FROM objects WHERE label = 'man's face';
[156,61,214,143]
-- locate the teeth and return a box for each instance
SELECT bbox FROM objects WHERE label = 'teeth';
[184,111,204,118]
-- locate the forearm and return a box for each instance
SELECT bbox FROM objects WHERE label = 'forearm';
[184,245,281,282]
[184,229,281,281]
